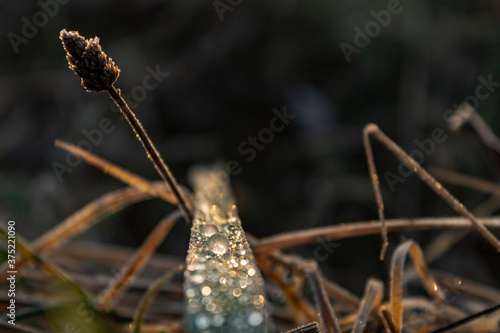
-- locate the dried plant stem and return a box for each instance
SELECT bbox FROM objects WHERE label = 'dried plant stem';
[266,253,341,333]
[433,272,500,303]
[0,225,89,300]
[430,303,500,333]
[363,124,500,252]
[106,85,193,224]
[380,308,397,333]
[303,262,341,333]
[58,242,184,273]
[429,165,500,195]
[390,240,444,332]
[96,210,182,311]
[260,249,360,309]
[352,278,383,333]
[322,278,360,309]
[285,322,321,333]
[0,184,165,280]
[450,103,500,155]
[254,216,500,254]
[363,124,388,260]
[133,265,184,333]
[256,256,316,325]
[55,140,183,204]
[424,229,470,263]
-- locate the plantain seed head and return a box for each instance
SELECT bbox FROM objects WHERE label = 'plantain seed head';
[60,29,120,92]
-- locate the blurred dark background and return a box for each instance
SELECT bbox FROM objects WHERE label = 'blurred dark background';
[1,0,500,295]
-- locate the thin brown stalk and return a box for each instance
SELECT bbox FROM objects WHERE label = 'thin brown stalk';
[363,123,500,253]
[395,297,465,321]
[0,224,89,300]
[265,254,341,333]
[60,30,193,225]
[254,216,500,254]
[106,85,194,225]
[390,240,445,332]
[284,322,321,333]
[363,124,388,260]
[322,278,360,309]
[430,303,500,333]
[133,265,184,333]
[429,165,500,195]
[473,194,500,217]
[302,261,341,333]
[433,272,500,304]
[424,229,470,263]
[449,103,500,155]
[380,307,398,333]
[256,256,316,325]
[96,210,182,311]
[352,278,383,333]
[0,183,165,280]
[264,251,361,308]
[127,322,185,333]
[56,241,184,273]
[55,139,182,204]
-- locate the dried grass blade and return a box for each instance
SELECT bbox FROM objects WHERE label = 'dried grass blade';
[363,124,388,260]
[55,139,180,204]
[96,210,182,311]
[364,123,500,253]
[429,165,500,195]
[379,307,398,333]
[429,303,500,333]
[302,261,341,333]
[390,240,445,332]
[0,184,164,280]
[424,229,469,263]
[0,224,89,300]
[434,272,500,304]
[322,278,360,309]
[352,278,383,333]
[133,265,184,333]
[254,217,500,254]
[256,256,316,325]
[284,322,321,333]
[106,85,194,225]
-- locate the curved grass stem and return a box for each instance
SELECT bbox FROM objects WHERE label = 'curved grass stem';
[106,85,194,225]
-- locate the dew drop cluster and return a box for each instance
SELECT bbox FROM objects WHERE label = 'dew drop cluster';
[184,167,267,332]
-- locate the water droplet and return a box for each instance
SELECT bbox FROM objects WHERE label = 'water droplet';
[247,311,263,326]
[212,315,225,327]
[201,286,211,296]
[195,315,210,329]
[192,274,204,284]
[208,233,229,255]
[232,288,242,297]
[199,223,219,237]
